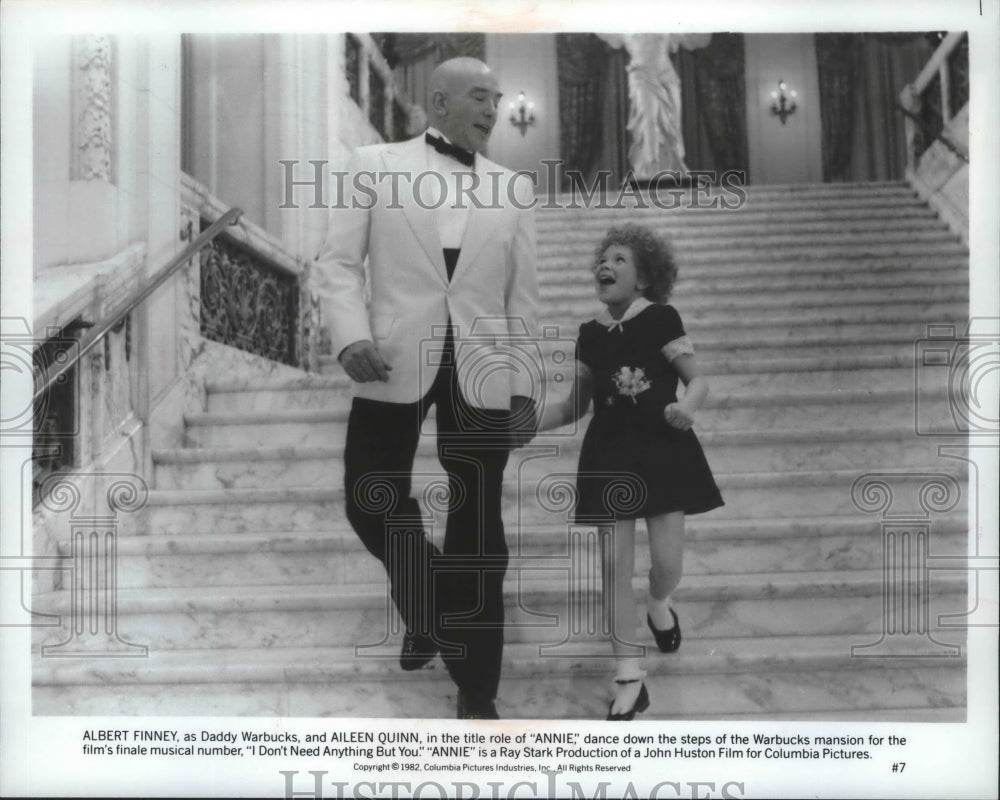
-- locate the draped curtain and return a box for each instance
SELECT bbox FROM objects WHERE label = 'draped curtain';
[815,34,860,183]
[375,33,486,112]
[674,33,749,178]
[816,33,934,182]
[555,34,611,179]
[593,47,630,183]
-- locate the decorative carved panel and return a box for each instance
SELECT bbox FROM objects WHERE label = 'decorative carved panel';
[32,329,81,505]
[199,227,300,366]
[73,35,114,182]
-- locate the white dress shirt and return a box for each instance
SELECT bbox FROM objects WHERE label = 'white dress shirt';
[425,127,475,249]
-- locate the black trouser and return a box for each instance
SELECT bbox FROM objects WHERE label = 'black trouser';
[343,327,512,700]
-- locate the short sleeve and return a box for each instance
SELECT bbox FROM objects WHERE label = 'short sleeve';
[658,305,694,362]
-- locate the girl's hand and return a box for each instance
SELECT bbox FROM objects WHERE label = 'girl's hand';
[664,402,695,431]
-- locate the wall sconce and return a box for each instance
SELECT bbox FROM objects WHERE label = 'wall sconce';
[770,79,798,125]
[509,90,535,136]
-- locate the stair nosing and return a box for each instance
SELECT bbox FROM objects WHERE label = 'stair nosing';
[34,568,968,610]
[109,513,969,556]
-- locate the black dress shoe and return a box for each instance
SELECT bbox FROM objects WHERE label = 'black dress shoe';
[606,680,650,721]
[647,607,681,653]
[399,630,438,671]
[457,690,500,719]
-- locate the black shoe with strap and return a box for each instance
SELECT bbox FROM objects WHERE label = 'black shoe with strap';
[647,607,682,653]
[606,679,650,721]
[399,630,438,671]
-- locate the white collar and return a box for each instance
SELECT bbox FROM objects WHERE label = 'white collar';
[596,297,654,332]
[426,126,451,145]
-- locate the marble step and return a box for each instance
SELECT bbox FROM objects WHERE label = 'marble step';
[537,225,956,253]
[537,237,965,263]
[537,205,942,233]
[537,187,924,215]
[204,377,952,435]
[234,363,940,407]
[538,227,956,255]
[537,200,934,223]
[32,633,966,719]
[302,355,954,405]
[539,269,967,302]
[543,285,967,319]
[163,424,955,485]
[313,325,963,380]
[310,359,943,398]
[538,178,910,200]
[144,467,967,533]
[31,568,968,652]
[539,220,949,246]
[206,374,353,410]
[310,301,969,369]
[189,381,956,444]
[519,427,954,475]
[197,340,946,426]
[537,252,969,281]
[103,515,968,589]
[537,194,928,219]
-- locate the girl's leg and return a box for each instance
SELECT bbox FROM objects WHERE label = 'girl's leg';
[646,511,685,630]
[601,519,645,715]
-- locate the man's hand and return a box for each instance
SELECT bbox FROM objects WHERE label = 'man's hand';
[508,395,538,448]
[339,340,392,382]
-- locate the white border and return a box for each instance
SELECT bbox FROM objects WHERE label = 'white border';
[2,1,997,797]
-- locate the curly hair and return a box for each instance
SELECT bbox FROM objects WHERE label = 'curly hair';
[594,223,678,303]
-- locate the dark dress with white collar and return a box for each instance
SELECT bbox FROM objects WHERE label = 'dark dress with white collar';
[574,301,724,523]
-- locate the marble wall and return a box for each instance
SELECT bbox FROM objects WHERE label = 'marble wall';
[30,32,379,589]
[908,104,969,245]
[485,34,561,181]
[744,34,824,185]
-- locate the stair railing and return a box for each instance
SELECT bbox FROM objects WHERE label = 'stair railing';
[899,32,969,170]
[346,33,418,143]
[32,207,244,405]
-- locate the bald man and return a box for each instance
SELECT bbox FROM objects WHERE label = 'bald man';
[314,57,540,719]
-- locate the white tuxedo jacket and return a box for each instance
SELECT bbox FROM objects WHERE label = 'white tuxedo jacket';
[313,135,540,409]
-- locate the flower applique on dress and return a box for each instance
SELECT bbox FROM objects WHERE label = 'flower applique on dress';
[613,366,652,404]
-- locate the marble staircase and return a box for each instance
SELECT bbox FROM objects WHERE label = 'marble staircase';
[34,181,971,719]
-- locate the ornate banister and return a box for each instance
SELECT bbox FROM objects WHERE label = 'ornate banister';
[900,32,969,169]
[32,208,243,404]
[347,33,419,143]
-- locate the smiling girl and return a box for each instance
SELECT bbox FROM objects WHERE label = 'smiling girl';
[539,223,724,720]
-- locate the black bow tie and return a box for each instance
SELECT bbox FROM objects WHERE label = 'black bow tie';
[426,133,475,168]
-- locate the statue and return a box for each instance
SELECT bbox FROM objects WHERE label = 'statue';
[598,33,711,178]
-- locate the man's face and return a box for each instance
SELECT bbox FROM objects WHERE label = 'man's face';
[437,69,502,153]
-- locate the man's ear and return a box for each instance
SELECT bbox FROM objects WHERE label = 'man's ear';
[430,89,448,119]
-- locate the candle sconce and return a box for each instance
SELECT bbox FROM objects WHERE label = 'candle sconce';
[509,90,536,136]
[770,79,798,125]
